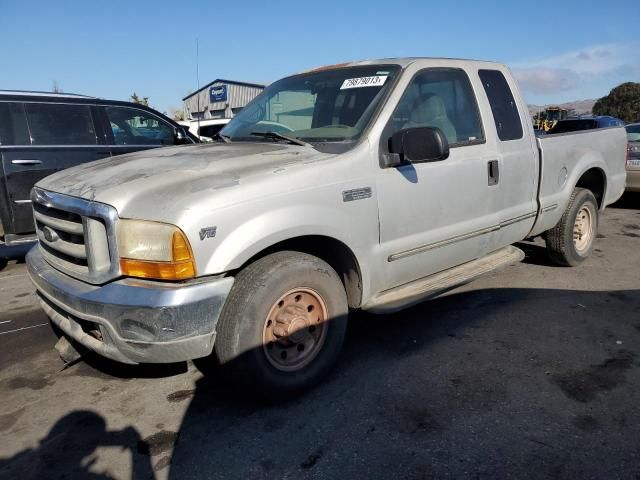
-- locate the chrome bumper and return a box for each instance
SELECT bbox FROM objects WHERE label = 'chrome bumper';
[27,246,234,364]
[626,170,640,192]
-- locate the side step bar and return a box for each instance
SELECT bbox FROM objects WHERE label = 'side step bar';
[363,245,525,313]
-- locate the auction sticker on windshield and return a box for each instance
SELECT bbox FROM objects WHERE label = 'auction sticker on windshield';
[341,76,387,89]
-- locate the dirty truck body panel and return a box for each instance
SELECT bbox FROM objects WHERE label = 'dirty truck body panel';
[26,58,627,364]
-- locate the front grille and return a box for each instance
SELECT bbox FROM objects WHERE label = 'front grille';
[34,202,89,275]
[32,188,119,284]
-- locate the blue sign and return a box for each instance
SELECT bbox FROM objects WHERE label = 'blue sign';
[209,85,227,103]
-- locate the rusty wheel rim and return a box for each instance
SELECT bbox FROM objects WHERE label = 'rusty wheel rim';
[262,288,328,372]
[573,205,594,253]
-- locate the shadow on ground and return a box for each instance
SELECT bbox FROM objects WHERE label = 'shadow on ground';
[3,286,638,479]
[611,191,640,210]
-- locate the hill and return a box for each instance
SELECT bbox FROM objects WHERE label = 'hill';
[528,99,596,117]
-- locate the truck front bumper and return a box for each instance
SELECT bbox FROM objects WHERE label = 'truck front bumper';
[27,247,234,364]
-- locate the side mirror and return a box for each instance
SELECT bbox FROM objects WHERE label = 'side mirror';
[175,127,191,145]
[385,127,449,167]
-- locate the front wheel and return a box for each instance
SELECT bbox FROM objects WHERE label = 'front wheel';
[213,251,348,396]
[545,187,599,266]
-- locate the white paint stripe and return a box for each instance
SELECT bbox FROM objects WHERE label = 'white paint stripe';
[0,323,47,335]
[0,320,12,325]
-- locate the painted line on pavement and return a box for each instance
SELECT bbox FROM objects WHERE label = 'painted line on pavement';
[0,323,48,335]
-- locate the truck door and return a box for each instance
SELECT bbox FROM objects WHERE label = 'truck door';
[376,67,501,288]
[477,69,539,247]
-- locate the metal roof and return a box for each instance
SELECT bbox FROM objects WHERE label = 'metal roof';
[182,79,265,101]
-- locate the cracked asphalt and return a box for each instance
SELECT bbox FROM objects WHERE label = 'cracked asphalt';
[1,193,639,480]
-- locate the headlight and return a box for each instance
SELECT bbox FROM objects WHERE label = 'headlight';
[116,219,196,280]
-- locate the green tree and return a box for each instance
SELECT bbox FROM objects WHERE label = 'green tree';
[130,92,150,107]
[592,82,640,123]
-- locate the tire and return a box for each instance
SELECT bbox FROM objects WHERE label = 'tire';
[545,187,598,266]
[213,251,349,396]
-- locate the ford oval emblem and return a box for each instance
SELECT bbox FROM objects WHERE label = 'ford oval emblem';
[42,226,58,242]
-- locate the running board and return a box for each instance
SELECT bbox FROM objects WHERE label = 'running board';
[363,246,524,313]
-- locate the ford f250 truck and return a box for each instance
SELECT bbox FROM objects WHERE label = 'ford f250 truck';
[26,58,627,394]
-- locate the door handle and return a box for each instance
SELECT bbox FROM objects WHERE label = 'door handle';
[11,159,42,165]
[488,160,499,186]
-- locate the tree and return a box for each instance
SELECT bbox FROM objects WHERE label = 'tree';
[592,82,640,123]
[52,80,62,93]
[130,92,150,107]
[169,107,185,121]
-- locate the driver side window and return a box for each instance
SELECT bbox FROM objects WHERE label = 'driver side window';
[106,107,175,146]
[388,69,484,147]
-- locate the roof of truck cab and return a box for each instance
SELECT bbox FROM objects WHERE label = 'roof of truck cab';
[302,57,506,73]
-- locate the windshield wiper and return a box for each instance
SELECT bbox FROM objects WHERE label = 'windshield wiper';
[249,131,310,147]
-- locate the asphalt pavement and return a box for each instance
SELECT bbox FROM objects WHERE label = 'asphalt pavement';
[1,193,639,480]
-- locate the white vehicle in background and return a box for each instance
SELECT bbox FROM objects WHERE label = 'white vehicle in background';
[178,118,230,142]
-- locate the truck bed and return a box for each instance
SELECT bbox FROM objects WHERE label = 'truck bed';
[529,126,628,237]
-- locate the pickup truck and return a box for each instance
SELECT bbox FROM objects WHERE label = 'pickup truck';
[26,58,627,394]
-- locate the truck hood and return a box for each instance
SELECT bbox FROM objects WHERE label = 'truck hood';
[36,143,332,215]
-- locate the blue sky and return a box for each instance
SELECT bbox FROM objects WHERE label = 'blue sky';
[1,1,638,114]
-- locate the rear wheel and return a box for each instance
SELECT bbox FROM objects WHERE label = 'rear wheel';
[545,187,598,266]
[213,251,348,396]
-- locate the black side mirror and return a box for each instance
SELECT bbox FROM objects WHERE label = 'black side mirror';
[175,127,191,145]
[385,127,449,167]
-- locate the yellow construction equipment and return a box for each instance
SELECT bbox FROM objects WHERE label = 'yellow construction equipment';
[534,107,569,132]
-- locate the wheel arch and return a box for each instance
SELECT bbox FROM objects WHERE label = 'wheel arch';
[575,166,606,209]
[232,235,364,309]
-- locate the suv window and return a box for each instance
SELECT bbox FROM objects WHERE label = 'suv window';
[25,103,97,145]
[478,70,523,141]
[387,68,484,146]
[0,102,30,145]
[106,107,175,146]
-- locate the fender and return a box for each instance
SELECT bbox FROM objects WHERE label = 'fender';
[199,202,377,300]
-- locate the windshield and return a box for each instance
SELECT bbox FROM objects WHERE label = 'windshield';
[547,110,563,121]
[221,65,400,147]
[626,124,640,142]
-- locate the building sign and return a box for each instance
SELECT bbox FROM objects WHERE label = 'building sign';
[209,85,227,103]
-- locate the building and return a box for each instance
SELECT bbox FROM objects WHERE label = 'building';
[182,79,265,120]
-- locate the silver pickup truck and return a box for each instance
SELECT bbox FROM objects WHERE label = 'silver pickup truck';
[26,58,627,394]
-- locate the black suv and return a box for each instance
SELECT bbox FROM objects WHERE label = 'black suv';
[0,91,197,245]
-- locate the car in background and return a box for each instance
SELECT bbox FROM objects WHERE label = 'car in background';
[179,118,230,142]
[548,115,625,135]
[626,123,640,192]
[0,90,198,246]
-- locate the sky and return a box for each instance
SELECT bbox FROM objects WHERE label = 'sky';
[1,0,638,114]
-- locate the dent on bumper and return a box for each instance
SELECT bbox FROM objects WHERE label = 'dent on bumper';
[26,246,234,364]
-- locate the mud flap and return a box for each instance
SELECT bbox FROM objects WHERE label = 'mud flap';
[54,335,88,366]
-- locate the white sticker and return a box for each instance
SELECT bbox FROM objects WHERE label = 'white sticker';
[340,76,387,89]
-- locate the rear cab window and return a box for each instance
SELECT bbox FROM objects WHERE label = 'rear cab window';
[478,70,523,141]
